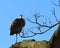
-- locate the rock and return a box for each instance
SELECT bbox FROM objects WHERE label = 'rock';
[10,40,50,48]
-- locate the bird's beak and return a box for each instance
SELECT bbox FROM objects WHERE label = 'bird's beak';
[18,15,22,19]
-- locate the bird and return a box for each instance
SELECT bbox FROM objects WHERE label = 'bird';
[10,14,25,43]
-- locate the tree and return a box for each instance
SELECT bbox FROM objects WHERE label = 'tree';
[19,0,60,38]
[19,14,60,38]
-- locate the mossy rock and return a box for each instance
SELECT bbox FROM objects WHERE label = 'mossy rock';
[10,39,50,48]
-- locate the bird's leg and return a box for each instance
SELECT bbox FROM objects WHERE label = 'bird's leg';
[22,31,24,36]
[16,34,17,43]
[22,29,24,36]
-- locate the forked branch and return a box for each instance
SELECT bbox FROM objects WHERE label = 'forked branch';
[19,12,60,38]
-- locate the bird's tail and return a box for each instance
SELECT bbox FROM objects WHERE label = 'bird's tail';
[10,32,14,35]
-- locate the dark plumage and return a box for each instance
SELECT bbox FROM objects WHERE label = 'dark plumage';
[10,15,25,43]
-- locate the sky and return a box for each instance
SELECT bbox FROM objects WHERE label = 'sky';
[0,0,60,48]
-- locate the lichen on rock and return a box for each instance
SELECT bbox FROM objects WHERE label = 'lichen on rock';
[10,39,50,48]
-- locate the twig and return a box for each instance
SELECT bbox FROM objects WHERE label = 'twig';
[51,8,58,22]
[51,0,59,6]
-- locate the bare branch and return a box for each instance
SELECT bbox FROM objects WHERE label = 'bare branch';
[51,0,59,6]
[51,0,60,7]
[19,21,60,38]
[29,22,59,34]
[19,0,60,38]
[27,18,52,28]
[49,18,52,26]
[19,34,36,38]
[51,8,58,22]
[27,18,36,23]
[20,9,60,38]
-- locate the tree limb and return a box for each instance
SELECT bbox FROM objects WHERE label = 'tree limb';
[19,13,59,38]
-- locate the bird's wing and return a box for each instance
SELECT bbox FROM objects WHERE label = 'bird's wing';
[10,19,18,30]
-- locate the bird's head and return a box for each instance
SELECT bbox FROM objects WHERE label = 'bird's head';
[18,14,23,19]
